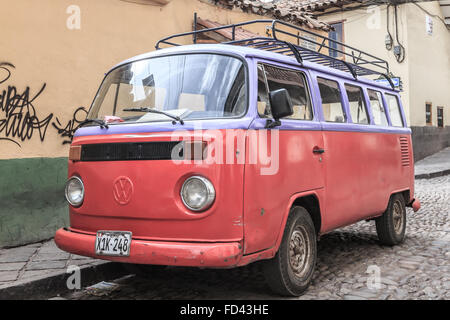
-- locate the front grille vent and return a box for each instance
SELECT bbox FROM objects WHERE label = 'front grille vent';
[399,137,410,167]
[81,141,183,162]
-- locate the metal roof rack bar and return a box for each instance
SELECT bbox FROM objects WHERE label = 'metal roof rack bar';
[283,41,303,65]
[271,20,389,72]
[156,19,275,48]
[382,74,396,90]
[269,23,387,76]
[156,19,394,87]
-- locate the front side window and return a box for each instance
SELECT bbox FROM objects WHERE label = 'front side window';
[385,94,404,127]
[368,89,388,126]
[345,84,369,125]
[257,64,271,117]
[317,77,346,123]
[258,64,313,121]
[88,54,247,123]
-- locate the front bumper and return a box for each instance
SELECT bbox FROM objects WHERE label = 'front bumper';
[55,228,242,268]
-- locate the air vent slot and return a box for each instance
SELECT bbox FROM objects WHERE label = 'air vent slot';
[81,141,183,162]
[399,137,410,167]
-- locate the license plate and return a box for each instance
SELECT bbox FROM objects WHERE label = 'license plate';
[95,231,132,256]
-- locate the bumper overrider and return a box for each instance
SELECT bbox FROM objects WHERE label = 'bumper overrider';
[55,228,243,267]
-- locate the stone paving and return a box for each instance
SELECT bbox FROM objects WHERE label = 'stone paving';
[61,175,450,300]
[0,240,100,290]
[415,147,450,179]
[1,148,448,299]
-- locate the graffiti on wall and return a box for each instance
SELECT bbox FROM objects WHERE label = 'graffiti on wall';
[52,107,88,145]
[0,62,53,147]
[0,62,88,148]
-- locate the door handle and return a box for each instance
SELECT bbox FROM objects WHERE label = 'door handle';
[313,147,325,154]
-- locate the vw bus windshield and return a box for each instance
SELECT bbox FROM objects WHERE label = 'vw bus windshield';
[88,54,247,124]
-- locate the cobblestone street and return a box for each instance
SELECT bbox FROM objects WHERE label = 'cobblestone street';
[59,175,450,300]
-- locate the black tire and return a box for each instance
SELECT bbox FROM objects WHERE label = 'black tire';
[122,263,167,277]
[263,206,317,297]
[375,194,407,246]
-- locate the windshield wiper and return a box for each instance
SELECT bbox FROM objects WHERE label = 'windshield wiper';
[78,119,109,129]
[123,107,185,125]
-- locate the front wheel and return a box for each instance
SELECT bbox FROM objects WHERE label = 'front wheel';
[375,194,407,246]
[263,206,317,296]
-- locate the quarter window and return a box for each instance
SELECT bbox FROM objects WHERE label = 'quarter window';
[317,77,346,123]
[257,65,271,118]
[368,89,388,126]
[385,94,404,127]
[345,84,369,125]
[261,64,313,121]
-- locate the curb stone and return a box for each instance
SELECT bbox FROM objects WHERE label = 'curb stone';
[415,169,450,180]
[0,262,127,300]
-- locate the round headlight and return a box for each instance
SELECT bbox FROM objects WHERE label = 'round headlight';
[65,176,84,207]
[180,176,215,212]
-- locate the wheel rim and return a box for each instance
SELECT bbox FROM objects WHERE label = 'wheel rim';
[392,201,404,234]
[289,226,311,278]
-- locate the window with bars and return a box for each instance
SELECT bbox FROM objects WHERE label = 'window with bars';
[437,107,444,128]
[328,22,344,59]
[426,103,432,125]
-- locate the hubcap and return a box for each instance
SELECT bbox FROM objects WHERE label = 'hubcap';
[289,226,311,278]
[392,201,404,233]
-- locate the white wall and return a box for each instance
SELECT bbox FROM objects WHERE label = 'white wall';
[317,2,450,127]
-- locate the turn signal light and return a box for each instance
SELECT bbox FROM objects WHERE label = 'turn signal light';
[69,146,81,161]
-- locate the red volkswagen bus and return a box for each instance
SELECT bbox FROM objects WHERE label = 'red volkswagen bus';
[55,20,421,296]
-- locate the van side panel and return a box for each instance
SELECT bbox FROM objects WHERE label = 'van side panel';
[320,130,413,232]
[306,69,414,233]
[243,127,325,255]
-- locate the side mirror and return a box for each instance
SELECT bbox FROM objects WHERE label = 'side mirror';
[266,89,294,128]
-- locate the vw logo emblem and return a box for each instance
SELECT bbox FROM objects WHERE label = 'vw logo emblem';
[113,176,134,205]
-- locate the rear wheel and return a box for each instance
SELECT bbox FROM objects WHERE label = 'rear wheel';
[263,206,317,296]
[375,194,407,246]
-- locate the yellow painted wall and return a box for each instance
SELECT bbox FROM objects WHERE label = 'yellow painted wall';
[1,0,322,160]
[317,2,450,127]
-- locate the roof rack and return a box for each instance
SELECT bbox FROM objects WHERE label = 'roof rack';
[156,19,395,89]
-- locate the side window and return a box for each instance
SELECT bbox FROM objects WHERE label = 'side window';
[257,64,271,118]
[317,77,346,123]
[385,94,404,127]
[345,84,369,125]
[368,89,388,126]
[263,65,313,121]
